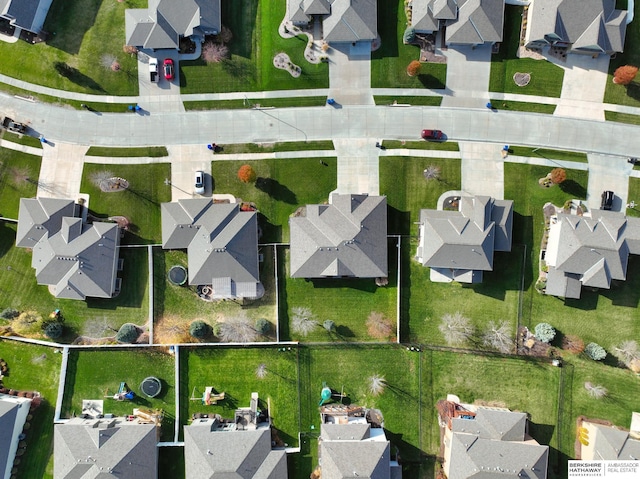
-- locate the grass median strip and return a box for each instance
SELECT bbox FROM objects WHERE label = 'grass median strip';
[605,110,640,125]
[86,146,169,157]
[374,96,443,106]
[184,97,327,110]
[490,99,557,114]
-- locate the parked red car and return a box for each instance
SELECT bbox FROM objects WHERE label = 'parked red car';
[421,129,444,141]
[163,58,174,80]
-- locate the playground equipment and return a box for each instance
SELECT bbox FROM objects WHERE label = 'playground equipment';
[318,382,346,406]
[140,377,162,398]
[105,382,135,401]
[190,386,226,405]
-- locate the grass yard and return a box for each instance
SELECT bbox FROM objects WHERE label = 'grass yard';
[0,0,140,95]
[489,6,564,97]
[60,349,176,441]
[0,148,42,219]
[380,140,460,151]
[210,157,337,243]
[371,0,446,89]
[0,222,148,342]
[490,99,557,114]
[605,110,640,125]
[298,345,425,466]
[180,346,300,446]
[180,0,328,93]
[379,157,462,236]
[85,146,168,157]
[403,240,524,346]
[217,140,334,154]
[153,247,277,344]
[184,97,327,110]
[1,131,44,149]
[0,339,62,479]
[627,177,640,217]
[507,146,588,163]
[374,96,443,106]
[80,162,171,244]
[278,244,398,342]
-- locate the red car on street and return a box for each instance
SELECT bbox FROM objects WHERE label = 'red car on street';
[421,129,444,141]
[163,58,174,80]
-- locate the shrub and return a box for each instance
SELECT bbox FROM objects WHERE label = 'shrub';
[406,60,421,77]
[439,312,473,346]
[116,323,140,343]
[1,308,19,320]
[219,316,258,342]
[189,320,211,339]
[255,318,270,335]
[613,65,638,85]
[366,312,393,339]
[585,342,607,361]
[612,340,639,367]
[562,334,585,353]
[483,320,512,353]
[368,374,386,396]
[423,165,441,181]
[43,322,63,339]
[584,382,608,399]
[403,27,416,43]
[550,168,566,184]
[237,165,256,183]
[123,45,138,55]
[11,311,43,335]
[202,41,229,63]
[534,323,556,343]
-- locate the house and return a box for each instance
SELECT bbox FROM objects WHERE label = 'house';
[578,414,640,460]
[410,0,505,47]
[524,0,627,57]
[437,397,549,479]
[287,0,377,44]
[125,0,221,50]
[54,417,158,479]
[161,199,263,300]
[16,198,121,300]
[289,193,387,279]
[318,404,402,479]
[0,394,31,479]
[544,210,640,298]
[0,0,54,35]
[184,392,288,478]
[416,195,513,283]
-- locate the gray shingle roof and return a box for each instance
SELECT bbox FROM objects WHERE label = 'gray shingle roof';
[545,211,640,298]
[184,421,287,478]
[323,0,377,43]
[416,196,513,281]
[321,440,391,479]
[17,198,120,300]
[289,194,387,278]
[0,395,30,479]
[452,409,526,441]
[525,0,627,55]
[445,0,504,45]
[0,0,53,33]
[589,423,640,460]
[125,0,221,49]
[54,418,158,479]
[321,423,371,441]
[161,200,262,299]
[304,0,331,14]
[411,1,439,32]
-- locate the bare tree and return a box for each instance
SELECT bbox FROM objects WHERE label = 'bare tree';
[219,25,233,44]
[483,320,513,353]
[368,374,386,396]
[584,382,608,399]
[255,363,267,379]
[291,307,318,336]
[10,167,31,186]
[219,315,258,342]
[439,312,473,346]
[366,311,393,339]
[100,54,119,71]
[612,340,639,366]
[423,165,441,181]
[202,41,229,63]
[90,170,114,189]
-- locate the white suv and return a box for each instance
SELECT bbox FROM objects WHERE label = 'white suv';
[195,171,205,194]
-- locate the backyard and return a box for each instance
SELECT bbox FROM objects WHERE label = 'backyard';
[210,157,337,243]
[153,246,278,344]
[0,148,42,219]
[489,6,564,97]
[80,162,172,244]
[371,0,446,89]
[60,348,176,441]
[180,0,328,93]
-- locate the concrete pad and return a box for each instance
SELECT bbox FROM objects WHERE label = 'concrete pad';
[554,54,609,120]
[441,45,492,108]
[459,141,504,199]
[136,51,185,113]
[328,43,374,106]
[334,138,379,195]
[166,145,214,201]
[37,143,88,199]
[585,154,633,212]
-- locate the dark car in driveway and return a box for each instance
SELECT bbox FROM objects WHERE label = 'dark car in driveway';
[163,58,174,80]
[601,191,614,210]
[421,129,444,141]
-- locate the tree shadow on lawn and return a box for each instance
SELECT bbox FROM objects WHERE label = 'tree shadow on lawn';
[255,177,297,204]
[258,212,281,243]
[153,250,167,321]
[384,429,423,463]
[0,221,13,259]
[418,73,445,90]
[44,0,102,55]
[372,0,399,58]
[624,82,640,103]
[559,179,586,198]
[54,62,105,93]
[529,422,555,448]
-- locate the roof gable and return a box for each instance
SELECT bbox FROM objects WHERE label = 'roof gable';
[321,440,391,479]
[323,0,378,43]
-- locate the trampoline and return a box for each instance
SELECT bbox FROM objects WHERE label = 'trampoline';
[140,377,162,398]
[168,265,187,286]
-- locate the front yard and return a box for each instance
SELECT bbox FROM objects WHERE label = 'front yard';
[0,148,42,219]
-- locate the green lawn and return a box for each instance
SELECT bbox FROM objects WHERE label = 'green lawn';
[371,0,446,89]
[85,146,168,157]
[374,96,443,106]
[489,6,564,97]
[180,0,328,93]
[627,177,640,217]
[184,97,327,110]
[508,146,588,163]
[380,140,460,151]
[0,222,149,342]
[490,99,557,114]
[278,245,398,342]
[0,339,61,479]
[60,349,176,441]
[180,346,300,446]
[80,162,171,244]
[379,157,462,236]
[210,157,337,243]
[605,110,640,125]
[217,140,334,154]
[1,131,44,149]
[153,247,277,343]
[159,447,185,479]
[0,0,140,95]
[0,148,42,219]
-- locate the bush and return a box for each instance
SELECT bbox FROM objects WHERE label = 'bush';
[1,308,19,320]
[550,168,566,184]
[585,342,607,361]
[406,60,421,77]
[116,323,140,343]
[562,334,584,353]
[237,165,256,183]
[189,320,211,339]
[534,323,556,343]
[11,311,43,335]
[43,322,63,339]
[255,318,270,335]
[613,65,638,85]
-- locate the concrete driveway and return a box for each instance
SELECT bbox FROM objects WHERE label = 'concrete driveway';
[553,54,609,120]
[441,45,492,108]
[328,42,373,106]
[137,51,185,113]
[459,141,504,199]
[166,145,213,200]
[585,153,633,212]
